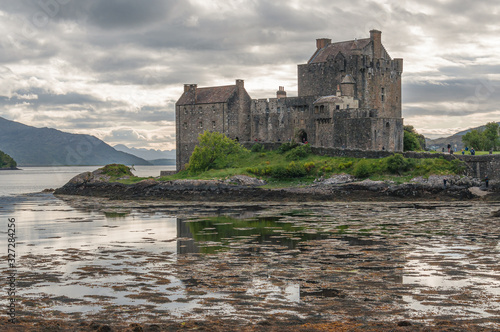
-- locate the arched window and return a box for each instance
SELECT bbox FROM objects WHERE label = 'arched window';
[320,105,325,113]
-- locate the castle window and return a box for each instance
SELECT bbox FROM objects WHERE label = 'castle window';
[381,88,385,102]
[336,105,340,110]
[314,106,319,114]
[183,122,187,129]
[212,121,216,128]
[320,105,325,113]
[386,122,390,128]
[347,104,350,109]
[184,107,188,114]
[199,121,203,128]
[277,107,281,113]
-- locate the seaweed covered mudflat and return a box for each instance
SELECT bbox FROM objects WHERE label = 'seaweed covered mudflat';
[1,195,499,331]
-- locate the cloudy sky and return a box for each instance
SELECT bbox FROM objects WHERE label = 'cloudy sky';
[0,0,499,150]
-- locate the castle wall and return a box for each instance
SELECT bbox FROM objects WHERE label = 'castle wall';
[251,97,317,143]
[297,55,402,119]
[176,102,229,169]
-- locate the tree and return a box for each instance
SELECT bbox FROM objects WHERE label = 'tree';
[0,150,17,168]
[483,122,500,151]
[462,130,485,150]
[187,131,247,173]
[403,125,425,151]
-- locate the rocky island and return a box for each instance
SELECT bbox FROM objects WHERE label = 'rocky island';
[54,164,495,202]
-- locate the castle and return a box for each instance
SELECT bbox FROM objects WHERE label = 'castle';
[176,30,404,170]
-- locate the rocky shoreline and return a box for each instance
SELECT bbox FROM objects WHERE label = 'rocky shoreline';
[53,169,496,202]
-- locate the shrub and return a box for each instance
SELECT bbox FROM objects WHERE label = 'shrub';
[187,131,247,173]
[338,161,353,170]
[100,164,133,177]
[385,154,415,174]
[286,144,311,160]
[278,142,298,154]
[251,143,265,152]
[286,162,307,178]
[304,162,316,173]
[352,160,372,178]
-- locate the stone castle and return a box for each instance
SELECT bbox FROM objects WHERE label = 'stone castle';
[176,30,404,170]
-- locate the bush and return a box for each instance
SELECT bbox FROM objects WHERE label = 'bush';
[100,164,133,177]
[338,161,353,170]
[352,160,372,178]
[385,154,414,174]
[251,143,265,152]
[304,162,316,173]
[187,131,247,173]
[278,142,298,154]
[286,144,311,160]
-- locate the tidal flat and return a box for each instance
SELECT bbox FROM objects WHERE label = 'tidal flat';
[1,194,499,331]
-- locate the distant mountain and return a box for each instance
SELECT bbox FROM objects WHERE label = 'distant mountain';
[114,144,176,160]
[0,117,150,166]
[426,122,500,151]
[148,158,176,166]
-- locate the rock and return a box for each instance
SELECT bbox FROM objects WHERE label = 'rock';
[318,173,356,185]
[225,175,267,186]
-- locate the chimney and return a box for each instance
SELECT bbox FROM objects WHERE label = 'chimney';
[277,86,286,99]
[316,38,331,50]
[184,84,197,102]
[370,30,382,59]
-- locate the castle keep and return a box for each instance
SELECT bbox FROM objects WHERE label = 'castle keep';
[176,30,404,170]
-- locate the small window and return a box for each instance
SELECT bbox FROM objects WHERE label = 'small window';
[184,107,188,114]
[336,105,340,110]
[199,122,203,128]
[183,122,187,129]
[212,121,216,128]
[381,88,385,102]
[320,105,325,113]
[347,104,350,109]
[314,106,319,114]
[277,107,281,113]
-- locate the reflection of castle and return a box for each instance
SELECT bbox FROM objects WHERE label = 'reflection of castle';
[176,30,404,170]
[176,218,199,254]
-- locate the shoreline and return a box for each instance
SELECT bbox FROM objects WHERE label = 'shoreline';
[53,170,497,202]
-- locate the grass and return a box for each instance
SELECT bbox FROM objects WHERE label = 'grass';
[108,144,470,187]
[153,146,466,187]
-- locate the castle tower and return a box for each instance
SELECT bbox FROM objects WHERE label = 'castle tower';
[341,75,355,97]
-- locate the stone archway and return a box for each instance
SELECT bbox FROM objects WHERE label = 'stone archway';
[297,129,308,143]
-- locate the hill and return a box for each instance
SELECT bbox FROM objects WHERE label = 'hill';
[0,117,150,166]
[114,144,176,160]
[0,150,17,169]
[425,122,500,151]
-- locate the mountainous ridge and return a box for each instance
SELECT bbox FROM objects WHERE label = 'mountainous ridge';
[425,122,500,150]
[0,117,150,166]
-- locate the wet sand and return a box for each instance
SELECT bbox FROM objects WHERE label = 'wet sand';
[1,194,499,331]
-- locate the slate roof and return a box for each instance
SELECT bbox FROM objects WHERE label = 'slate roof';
[177,85,237,105]
[341,74,356,84]
[308,38,371,64]
[313,95,343,104]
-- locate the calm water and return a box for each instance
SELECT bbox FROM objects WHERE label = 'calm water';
[0,168,499,325]
[0,165,174,197]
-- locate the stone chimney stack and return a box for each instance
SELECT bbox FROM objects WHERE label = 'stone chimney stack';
[184,84,197,102]
[277,86,286,99]
[316,38,331,49]
[370,30,382,59]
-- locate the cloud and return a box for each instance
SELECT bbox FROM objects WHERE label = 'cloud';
[0,0,500,146]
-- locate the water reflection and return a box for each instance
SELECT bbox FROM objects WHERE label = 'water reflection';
[1,195,499,323]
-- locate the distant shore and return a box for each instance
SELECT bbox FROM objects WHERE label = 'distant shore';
[0,167,20,171]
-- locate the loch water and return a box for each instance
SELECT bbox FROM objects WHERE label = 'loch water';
[0,167,499,326]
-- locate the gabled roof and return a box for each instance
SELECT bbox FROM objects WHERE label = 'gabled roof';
[308,38,371,64]
[177,85,237,105]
